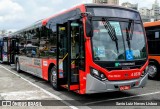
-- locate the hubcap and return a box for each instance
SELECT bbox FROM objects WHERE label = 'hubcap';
[148,65,157,77]
[51,69,57,87]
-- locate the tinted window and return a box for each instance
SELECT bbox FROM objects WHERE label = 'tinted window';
[145,26,160,55]
[87,7,141,20]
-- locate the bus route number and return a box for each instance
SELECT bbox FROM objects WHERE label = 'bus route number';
[131,72,141,77]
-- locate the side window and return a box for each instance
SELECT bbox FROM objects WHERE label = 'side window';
[39,27,57,58]
[71,21,85,70]
[25,30,39,58]
[59,26,67,58]
[146,27,160,54]
[47,29,57,57]
[71,25,80,59]
[31,30,40,58]
[3,41,8,53]
[146,26,160,40]
[18,33,26,55]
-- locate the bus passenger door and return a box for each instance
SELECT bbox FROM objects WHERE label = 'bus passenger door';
[67,20,83,90]
[10,38,18,65]
[57,20,83,91]
[57,23,68,87]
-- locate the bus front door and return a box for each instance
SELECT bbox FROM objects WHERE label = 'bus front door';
[57,20,82,91]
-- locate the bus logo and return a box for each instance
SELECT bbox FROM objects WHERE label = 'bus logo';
[115,63,120,67]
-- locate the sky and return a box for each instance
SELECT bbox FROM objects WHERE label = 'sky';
[0,0,159,31]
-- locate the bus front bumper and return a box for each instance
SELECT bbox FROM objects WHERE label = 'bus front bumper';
[86,73,148,94]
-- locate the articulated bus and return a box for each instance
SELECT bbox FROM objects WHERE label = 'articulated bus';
[11,4,148,94]
[144,21,160,79]
[0,36,19,64]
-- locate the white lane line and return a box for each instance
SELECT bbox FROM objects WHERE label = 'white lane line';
[0,65,78,109]
[85,91,160,105]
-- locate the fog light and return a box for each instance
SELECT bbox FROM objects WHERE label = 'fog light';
[100,74,105,78]
[100,74,107,80]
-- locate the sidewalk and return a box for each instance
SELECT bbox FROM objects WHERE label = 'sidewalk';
[0,65,70,109]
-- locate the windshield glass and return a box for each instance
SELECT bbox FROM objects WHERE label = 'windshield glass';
[92,20,147,61]
[122,23,147,60]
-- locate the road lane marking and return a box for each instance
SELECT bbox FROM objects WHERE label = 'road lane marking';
[0,65,78,109]
[85,91,160,105]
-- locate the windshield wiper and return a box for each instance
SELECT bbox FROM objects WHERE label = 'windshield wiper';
[126,19,134,51]
[102,17,119,53]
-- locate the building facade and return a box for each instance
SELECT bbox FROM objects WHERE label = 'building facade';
[139,7,151,17]
[93,0,119,5]
[121,2,138,10]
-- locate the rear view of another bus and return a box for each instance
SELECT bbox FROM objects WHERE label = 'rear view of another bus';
[144,21,160,79]
[0,37,9,63]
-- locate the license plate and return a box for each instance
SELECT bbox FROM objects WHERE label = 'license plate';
[119,85,130,91]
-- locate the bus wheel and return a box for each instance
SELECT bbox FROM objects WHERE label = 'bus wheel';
[148,63,159,79]
[50,67,59,90]
[16,60,21,73]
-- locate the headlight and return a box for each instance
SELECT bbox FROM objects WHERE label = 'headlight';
[141,66,148,77]
[90,68,107,81]
[92,69,99,76]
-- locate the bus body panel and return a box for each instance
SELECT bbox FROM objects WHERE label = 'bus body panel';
[86,73,148,94]
[2,54,8,62]
[148,56,160,64]
[41,59,56,81]
[18,56,59,81]
[18,56,43,78]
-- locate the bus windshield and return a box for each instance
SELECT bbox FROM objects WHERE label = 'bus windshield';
[92,20,147,61]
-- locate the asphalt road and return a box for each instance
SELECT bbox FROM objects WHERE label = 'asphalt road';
[0,64,160,109]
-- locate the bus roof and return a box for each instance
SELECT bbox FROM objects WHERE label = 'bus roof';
[42,3,138,26]
[144,20,160,27]
[12,3,139,35]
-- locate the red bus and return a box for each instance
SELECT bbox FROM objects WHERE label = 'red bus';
[11,4,148,94]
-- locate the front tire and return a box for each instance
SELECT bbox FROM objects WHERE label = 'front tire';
[148,62,159,79]
[49,67,60,90]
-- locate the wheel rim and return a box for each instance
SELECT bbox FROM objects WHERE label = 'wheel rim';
[51,68,57,87]
[148,65,157,78]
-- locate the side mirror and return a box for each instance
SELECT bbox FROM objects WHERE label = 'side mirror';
[86,18,93,37]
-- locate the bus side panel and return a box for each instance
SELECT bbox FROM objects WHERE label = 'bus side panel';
[32,58,43,78]
[18,56,43,78]
[148,56,160,64]
[19,56,28,71]
[2,54,8,62]
[42,59,56,81]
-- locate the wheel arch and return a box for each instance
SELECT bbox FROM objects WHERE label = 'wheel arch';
[48,63,55,81]
[149,59,160,66]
